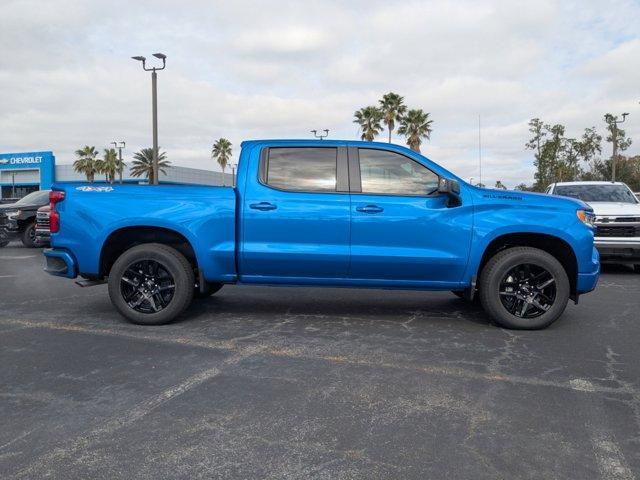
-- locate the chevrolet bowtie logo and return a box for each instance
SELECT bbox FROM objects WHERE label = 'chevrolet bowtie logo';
[0,158,9,165]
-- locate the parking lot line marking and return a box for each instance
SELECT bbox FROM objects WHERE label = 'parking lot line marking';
[591,434,635,480]
[11,366,222,479]
[0,429,35,453]
[0,255,37,260]
[2,316,639,400]
[12,343,267,480]
[0,275,18,278]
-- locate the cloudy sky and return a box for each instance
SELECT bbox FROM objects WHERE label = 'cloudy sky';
[1,0,639,187]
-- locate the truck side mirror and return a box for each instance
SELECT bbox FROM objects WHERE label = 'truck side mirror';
[438,177,460,196]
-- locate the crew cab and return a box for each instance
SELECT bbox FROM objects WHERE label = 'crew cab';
[0,189,51,247]
[43,140,599,329]
[547,181,640,271]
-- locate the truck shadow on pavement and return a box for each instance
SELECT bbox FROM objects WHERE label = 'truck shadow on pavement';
[184,287,492,328]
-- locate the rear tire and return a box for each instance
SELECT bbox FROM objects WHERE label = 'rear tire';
[479,247,570,330]
[21,222,37,248]
[108,243,195,325]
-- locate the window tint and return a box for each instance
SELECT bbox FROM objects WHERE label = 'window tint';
[266,148,337,192]
[358,149,439,195]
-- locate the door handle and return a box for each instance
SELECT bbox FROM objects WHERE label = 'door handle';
[249,202,277,211]
[356,204,384,214]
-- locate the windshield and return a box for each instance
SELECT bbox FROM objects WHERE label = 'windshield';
[554,184,638,204]
[14,190,50,206]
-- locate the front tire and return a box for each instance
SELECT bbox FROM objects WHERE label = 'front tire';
[479,247,570,330]
[108,243,195,325]
[21,222,37,248]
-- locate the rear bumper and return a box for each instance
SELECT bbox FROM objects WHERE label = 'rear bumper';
[43,248,77,278]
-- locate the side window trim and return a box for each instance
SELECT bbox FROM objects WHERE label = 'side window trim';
[347,146,361,193]
[351,147,441,197]
[257,146,349,194]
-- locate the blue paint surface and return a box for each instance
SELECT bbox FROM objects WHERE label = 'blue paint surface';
[45,140,599,294]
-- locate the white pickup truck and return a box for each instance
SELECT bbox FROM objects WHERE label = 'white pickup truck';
[547,181,640,271]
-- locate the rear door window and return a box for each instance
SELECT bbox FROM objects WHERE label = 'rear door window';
[266,148,337,192]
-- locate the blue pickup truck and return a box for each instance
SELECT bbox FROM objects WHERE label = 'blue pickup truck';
[43,140,599,329]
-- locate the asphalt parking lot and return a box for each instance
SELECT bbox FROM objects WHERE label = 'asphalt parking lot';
[1,242,639,479]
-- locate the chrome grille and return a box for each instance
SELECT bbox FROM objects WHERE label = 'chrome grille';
[595,225,639,238]
[36,211,50,231]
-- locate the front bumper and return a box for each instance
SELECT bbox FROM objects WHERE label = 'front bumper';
[2,218,20,233]
[43,248,78,278]
[595,237,640,261]
[576,246,600,294]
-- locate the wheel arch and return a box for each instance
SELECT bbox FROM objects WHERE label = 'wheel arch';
[99,226,198,278]
[476,232,578,296]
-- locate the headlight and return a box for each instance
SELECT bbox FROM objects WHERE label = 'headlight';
[576,209,595,227]
[6,210,20,219]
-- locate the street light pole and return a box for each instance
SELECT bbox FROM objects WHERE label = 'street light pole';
[311,129,329,140]
[607,113,629,182]
[132,53,167,185]
[111,141,125,184]
[230,163,237,187]
[151,69,158,185]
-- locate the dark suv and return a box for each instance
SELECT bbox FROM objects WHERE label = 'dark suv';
[0,190,51,248]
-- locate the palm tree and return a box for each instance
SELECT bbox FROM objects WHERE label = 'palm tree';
[211,138,232,182]
[397,109,433,153]
[73,146,99,182]
[379,92,407,143]
[353,106,383,141]
[129,148,171,181]
[97,148,119,184]
[494,180,507,190]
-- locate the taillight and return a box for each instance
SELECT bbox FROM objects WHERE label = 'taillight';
[49,190,65,233]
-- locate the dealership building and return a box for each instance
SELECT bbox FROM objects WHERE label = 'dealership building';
[0,151,232,199]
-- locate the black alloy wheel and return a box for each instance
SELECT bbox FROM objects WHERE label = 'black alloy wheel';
[479,246,570,330]
[108,243,195,325]
[21,222,37,248]
[120,259,176,314]
[498,263,556,319]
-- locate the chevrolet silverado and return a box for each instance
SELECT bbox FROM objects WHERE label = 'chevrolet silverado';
[43,140,600,329]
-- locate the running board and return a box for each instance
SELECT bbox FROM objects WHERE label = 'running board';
[75,279,107,288]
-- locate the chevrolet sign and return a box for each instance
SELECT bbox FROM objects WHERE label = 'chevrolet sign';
[0,156,43,165]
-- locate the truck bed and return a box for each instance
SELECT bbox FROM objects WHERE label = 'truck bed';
[51,183,237,282]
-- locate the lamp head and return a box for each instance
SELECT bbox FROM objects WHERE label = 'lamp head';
[152,53,166,60]
[131,56,146,62]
